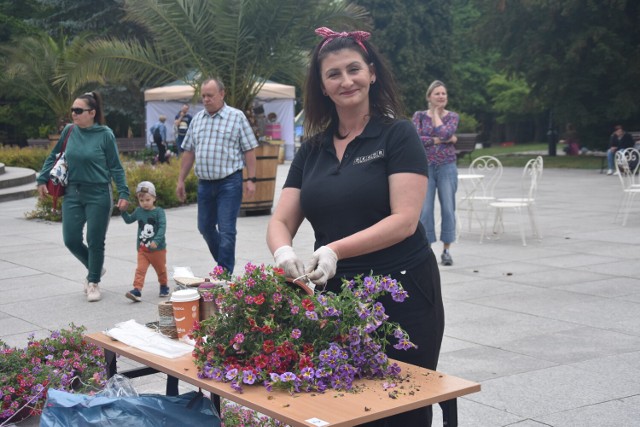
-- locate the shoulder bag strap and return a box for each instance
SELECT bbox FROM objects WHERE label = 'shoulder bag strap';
[60,125,74,154]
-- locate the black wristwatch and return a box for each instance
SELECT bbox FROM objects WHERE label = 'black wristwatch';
[244,177,257,183]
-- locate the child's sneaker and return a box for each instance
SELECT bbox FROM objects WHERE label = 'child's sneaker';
[159,285,170,297]
[126,288,142,302]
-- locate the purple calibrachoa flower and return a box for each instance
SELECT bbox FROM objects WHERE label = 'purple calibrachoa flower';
[280,372,297,382]
[391,288,408,302]
[372,302,387,320]
[374,352,388,365]
[328,306,341,316]
[300,367,315,380]
[291,329,302,339]
[393,337,416,350]
[243,370,257,384]
[225,368,238,380]
[356,303,371,319]
[272,292,282,303]
[363,276,380,294]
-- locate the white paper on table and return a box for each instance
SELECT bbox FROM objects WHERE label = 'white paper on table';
[104,319,193,359]
[171,266,195,279]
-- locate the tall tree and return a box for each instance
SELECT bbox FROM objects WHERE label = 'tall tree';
[473,0,640,144]
[450,0,496,136]
[0,0,44,42]
[32,0,150,40]
[0,33,106,135]
[354,0,453,116]
[69,0,370,113]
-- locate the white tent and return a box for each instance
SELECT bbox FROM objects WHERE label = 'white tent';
[144,81,296,160]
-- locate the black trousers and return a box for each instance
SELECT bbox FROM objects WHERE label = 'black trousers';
[155,140,168,163]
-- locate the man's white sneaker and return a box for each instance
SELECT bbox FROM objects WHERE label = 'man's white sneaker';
[607,169,613,175]
[87,283,102,302]
[84,268,107,294]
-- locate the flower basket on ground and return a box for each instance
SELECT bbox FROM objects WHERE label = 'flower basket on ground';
[0,324,107,423]
[191,263,415,394]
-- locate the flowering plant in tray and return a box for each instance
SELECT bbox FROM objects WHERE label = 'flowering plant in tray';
[191,263,415,393]
[0,324,107,423]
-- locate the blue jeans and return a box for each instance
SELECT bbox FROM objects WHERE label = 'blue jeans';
[197,171,243,273]
[420,162,458,245]
[607,149,616,171]
[176,134,186,155]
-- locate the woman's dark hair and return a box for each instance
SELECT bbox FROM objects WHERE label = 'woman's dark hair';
[78,91,105,125]
[303,34,404,139]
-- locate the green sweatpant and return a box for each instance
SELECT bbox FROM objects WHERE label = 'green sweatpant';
[62,183,113,283]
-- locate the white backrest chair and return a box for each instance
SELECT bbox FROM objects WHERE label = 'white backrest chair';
[614,149,640,226]
[484,157,542,246]
[496,156,542,204]
[462,156,503,236]
[623,147,640,187]
[469,156,504,201]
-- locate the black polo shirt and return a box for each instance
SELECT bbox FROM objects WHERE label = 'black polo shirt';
[284,116,430,282]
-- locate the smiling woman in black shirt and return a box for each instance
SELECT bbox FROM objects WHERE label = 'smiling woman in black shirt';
[266,27,445,426]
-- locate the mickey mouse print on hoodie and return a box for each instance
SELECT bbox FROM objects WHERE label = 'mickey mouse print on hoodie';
[123,209,166,251]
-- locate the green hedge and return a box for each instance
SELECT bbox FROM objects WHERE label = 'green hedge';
[0,145,49,170]
[0,147,199,221]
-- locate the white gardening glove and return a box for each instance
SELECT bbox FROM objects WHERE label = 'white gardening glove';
[273,245,305,279]
[305,246,338,286]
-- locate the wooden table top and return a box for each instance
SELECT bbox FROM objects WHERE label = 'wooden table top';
[86,332,480,427]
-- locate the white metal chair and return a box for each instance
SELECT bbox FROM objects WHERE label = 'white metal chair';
[614,149,640,226]
[461,156,503,237]
[622,147,640,188]
[484,156,543,246]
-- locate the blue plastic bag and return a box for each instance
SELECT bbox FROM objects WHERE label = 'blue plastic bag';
[40,389,220,427]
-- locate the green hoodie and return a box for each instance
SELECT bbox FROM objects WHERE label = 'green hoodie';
[37,123,129,199]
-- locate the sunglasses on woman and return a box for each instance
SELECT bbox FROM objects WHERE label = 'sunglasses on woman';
[71,108,93,115]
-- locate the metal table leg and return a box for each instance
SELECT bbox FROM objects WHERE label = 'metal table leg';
[440,399,458,427]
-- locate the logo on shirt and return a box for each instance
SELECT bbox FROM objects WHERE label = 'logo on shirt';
[353,149,385,165]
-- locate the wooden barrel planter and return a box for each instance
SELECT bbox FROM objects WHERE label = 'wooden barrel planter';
[240,143,279,216]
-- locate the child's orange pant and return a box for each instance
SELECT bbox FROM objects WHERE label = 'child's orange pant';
[133,248,168,290]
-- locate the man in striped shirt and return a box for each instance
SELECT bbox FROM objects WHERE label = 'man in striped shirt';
[176,78,258,274]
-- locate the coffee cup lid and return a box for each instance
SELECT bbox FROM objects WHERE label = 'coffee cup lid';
[170,289,200,302]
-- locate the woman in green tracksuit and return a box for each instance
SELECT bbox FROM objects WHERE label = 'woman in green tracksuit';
[37,91,130,302]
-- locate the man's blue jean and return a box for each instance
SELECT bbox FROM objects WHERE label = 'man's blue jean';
[197,171,243,273]
[420,162,458,245]
[607,149,616,171]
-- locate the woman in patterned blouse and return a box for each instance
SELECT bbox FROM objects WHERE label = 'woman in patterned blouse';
[412,80,460,266]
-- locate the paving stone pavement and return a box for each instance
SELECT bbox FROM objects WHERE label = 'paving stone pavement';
[1,161,639,426]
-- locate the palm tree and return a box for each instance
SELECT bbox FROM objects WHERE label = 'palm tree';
[0,33,106,133]
[70,0,370,112]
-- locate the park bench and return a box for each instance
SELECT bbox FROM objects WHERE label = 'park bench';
[590,131,640,173]
[455,133,478,163]
[116,137,147,155]
[26,138,52,148]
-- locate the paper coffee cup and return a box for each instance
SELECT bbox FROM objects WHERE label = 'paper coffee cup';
[170,289,200,338]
